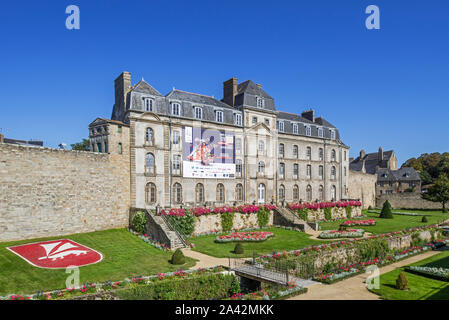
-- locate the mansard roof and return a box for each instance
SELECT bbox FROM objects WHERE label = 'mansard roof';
[166,89,235,110]
[131,79,162,96]
[237,80,273,100]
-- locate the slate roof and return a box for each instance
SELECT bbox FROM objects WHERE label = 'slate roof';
[349,150,394,174]
[237,80,273,100]
[377,167,421,182]
[166,89,234,110]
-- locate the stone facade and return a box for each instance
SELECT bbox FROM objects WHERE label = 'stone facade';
[0,142,130,242]
[348,170,376,209]
[376,193,442,210]
[305,206,362,222]
[108,72,350,211]
[192,212,274,236]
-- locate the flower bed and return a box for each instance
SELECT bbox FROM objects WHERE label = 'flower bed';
[289,200,362,211]
[157,204,276,217]
[216,231,274,243]
[343,219,376,227]
[318,229,365,239]
[406,266,449,281]
[314,245,434,284]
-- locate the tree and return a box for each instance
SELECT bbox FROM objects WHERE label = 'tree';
[379,200,393,219]
[423,174,449,213]
[70,139,90,151]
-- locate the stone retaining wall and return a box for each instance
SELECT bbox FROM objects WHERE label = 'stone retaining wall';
[306,206,363,222]
[0,143,130,242]
[377,193,442,210]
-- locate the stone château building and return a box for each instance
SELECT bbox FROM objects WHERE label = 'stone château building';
[89,72,350,209]
[350,147,421,196]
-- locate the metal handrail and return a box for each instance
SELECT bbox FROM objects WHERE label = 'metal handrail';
[158,212,189,248]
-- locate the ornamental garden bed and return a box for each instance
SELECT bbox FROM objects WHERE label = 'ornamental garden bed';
[405,266,449,281]
[318,229,365,239]
[215,231,274,243]
[342,219,376,227]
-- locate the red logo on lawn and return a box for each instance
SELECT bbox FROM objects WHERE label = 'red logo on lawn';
[7,239,103,269]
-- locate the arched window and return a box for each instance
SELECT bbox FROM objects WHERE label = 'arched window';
[216,184,225,203]
[145,182,157,204]
[293,185,299,201]
[331,185,336,201]
[195,183,204,204]
[319,185,324,201]
[331,149,336,161]
[173,183,182,204]
[258,161,265,174]
[258,183,266,203]
[279,185,285,201]
[279,143,284,157]
[306,185,312,201]
[235,184,244,202]
[331,166,336,179]
[145,128,153,145]
[145,153,155,174]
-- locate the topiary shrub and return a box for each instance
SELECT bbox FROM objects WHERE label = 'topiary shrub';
[422,216,428,223]
[132,211,147,233]
[171,249,185,265]
[396,272,409,290]
[234,243,244,254]
[379,200,393,219]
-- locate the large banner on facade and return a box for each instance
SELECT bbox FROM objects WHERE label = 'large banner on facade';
[182,126,235,179]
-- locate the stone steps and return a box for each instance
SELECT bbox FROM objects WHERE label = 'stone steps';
[275,207,314,233]
[148,212,186,250]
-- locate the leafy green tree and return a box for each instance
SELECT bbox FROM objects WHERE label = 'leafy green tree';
[423,174,449,213]
[71,139,90,151]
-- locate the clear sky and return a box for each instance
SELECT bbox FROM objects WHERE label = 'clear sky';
[0,0,447,165]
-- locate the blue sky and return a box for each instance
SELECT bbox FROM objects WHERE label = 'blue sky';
[0,0,447,165]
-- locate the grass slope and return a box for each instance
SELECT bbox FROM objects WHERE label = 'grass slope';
[319,210,448,234]
[371,251,449,300]
[0,228,196,296]
[190,227,327,258]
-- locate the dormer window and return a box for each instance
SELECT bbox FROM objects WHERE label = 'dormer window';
[194,106,203,120]
[234,113,242,126]
[318,127,324,138]
[292,123,299,135]
[278,121,284,132]
[330,130,336,140]
[215,110,223,123]
[305,126,311,136]
[144,98,153,112]
[257,97,264,108]
[171,103,180,116]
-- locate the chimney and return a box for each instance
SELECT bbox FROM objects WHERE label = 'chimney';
[223,77,238,107]
[360,149,366,159]
[0,133,3,143]
[301,109,315,122]
[349,157,354,163]
[112,72,131,120]
[378,146,383,163]
[361,160,366,173]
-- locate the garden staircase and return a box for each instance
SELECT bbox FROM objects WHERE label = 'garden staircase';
[146,211,186,249]
[274,207,314,233]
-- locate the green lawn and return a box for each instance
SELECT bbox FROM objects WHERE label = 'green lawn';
[0,228,196,296]
[319,210,448,235]
[371,251,449,300]
[190,227,327,258]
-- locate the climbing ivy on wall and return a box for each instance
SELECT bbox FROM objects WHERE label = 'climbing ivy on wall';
[167,211,195,236]
[345,206,353,219]
[324,207,332,221]
[257,208,270,228]
[221,212,235,232]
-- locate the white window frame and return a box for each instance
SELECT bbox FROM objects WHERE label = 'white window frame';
[330,129,336,140]
[171,102,180,116]
[257,97,264,108]
[305,126,311,136]
[278,121,284,132]
[215,110,223,123]
[194,106,203,120]
[144,98,153,112]
[234,113,242,126]
[292,123,299,135]
[318,127,324,138]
